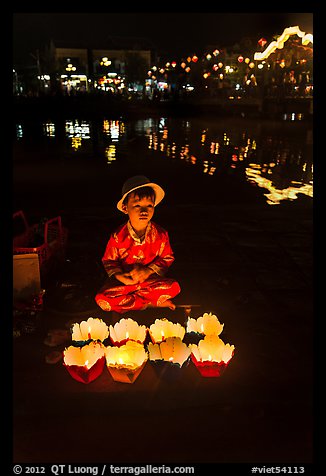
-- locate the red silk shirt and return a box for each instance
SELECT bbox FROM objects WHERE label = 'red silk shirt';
[102,221,175,278]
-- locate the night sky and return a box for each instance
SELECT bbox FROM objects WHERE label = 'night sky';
[13,12,314,63]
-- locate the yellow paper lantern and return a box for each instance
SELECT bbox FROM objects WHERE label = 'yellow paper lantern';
[105,341,148,383]
[71,317,109,344]
[149,318,185,343]
[63,341,106,383]
[109,318,147,346]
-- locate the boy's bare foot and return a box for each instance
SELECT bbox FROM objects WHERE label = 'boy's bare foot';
[157,299,176,310]
[96,299,111,311]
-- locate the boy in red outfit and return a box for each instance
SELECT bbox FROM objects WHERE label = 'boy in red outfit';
[95,175,181,313]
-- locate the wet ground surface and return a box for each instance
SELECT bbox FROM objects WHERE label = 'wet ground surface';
[12,143,314,467]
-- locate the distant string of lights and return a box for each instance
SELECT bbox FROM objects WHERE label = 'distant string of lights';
[254,26,313,61]
[147,25,313,79]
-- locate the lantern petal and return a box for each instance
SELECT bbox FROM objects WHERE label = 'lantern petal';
[222,343,235,363]
[147,342,162,361]
[159,337,191,366]
[186,317,198,333]
[71,322,84,341]
[188,343,201,361]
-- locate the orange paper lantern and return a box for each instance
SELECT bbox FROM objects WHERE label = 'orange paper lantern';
[63,341,106,383]
[105,340,148,383]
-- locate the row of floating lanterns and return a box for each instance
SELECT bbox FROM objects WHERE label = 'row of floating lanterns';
[63,313,235,384]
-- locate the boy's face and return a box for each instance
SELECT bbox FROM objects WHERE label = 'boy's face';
[122,192,155,230]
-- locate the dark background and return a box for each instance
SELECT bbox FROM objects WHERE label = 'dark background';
[13,12,314,61]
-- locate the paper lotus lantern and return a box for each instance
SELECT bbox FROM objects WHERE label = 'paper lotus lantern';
[105,340,148,383]
[149,318,185,344]
[109,318,147,346]
[63,341,106,383]
[148,336,191,380]
[189,334,235,377]
[71,317,109,346]
[186,312,224,336]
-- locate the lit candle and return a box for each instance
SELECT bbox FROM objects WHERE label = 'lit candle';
[161,330,165,340]
[88,326,91,340]
[84,360,89,367]
[126,331,129,340]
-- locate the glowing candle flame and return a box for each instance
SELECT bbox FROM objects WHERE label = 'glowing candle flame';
[208,354,212,361]
[126,331,129,339]
[200,324,204,333]
[161,330,165,339]
[88,326,91,339]
[169,356,174,362]
[84,360,89,367]
[119,357,124,365]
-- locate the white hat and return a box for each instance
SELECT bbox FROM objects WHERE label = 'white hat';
[117,175,165,212]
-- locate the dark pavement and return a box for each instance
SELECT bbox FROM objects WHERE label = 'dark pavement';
[12,157,314,467]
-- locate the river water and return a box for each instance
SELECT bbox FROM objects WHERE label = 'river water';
[13,114,313,208]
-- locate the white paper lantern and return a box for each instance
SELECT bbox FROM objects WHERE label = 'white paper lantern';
[109,318,147,345]
[71,317,109,344]
[149,318,185,343]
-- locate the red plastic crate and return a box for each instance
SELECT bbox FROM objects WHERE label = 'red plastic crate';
[13,210,68,276]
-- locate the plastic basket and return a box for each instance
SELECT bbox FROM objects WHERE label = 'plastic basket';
[13,210,68,276]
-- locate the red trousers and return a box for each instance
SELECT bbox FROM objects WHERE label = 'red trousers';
[95,276,181,313]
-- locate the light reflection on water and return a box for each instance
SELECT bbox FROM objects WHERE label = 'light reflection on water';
[14,116,313,206]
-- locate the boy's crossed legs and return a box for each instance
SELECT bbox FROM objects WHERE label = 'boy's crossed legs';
[95,276,180,313]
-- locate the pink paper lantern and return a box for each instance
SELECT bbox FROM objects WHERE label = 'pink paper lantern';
[189,334,235,377]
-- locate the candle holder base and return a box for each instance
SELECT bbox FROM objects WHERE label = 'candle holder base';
[151,360,189,382]
[107,360,147,384]
[64,356,105,384]
[191,354,229,377]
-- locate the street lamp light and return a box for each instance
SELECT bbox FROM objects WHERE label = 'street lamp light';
[100,57,111,67]
[65,59,77,94]
[66,63,76,73]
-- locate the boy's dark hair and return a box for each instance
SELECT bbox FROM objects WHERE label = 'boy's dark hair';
[123,186,156,206]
